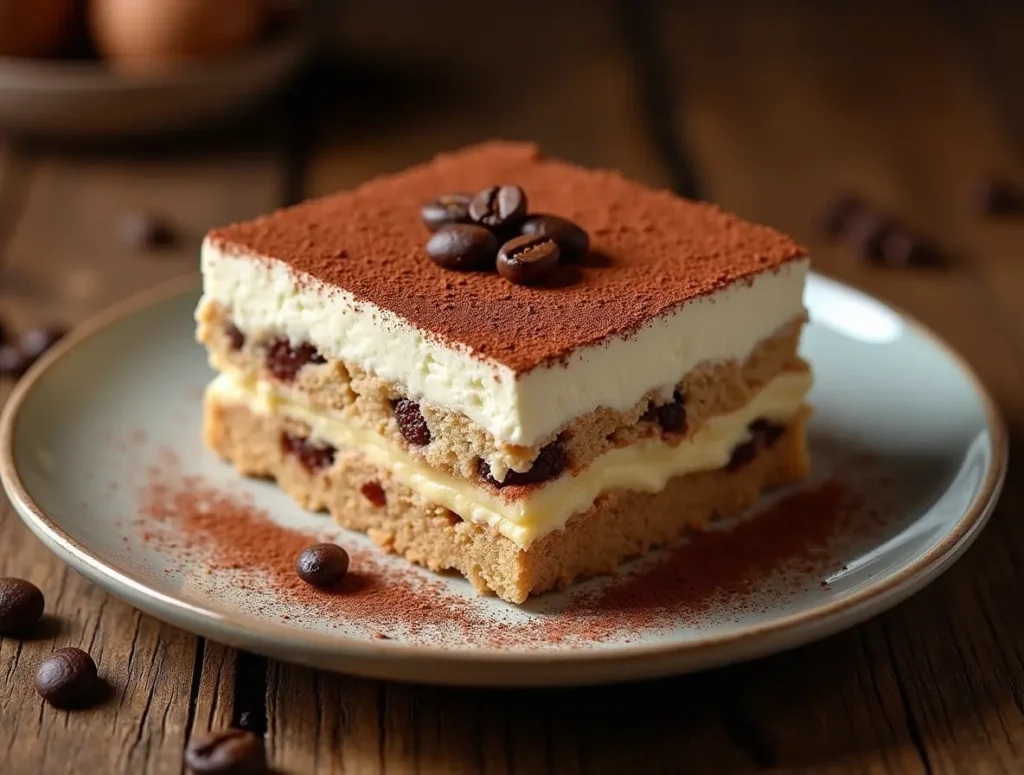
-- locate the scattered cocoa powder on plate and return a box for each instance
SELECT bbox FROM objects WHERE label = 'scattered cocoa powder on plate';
[136,452,883,648]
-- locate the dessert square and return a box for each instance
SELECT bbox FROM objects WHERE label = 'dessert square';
[196,142,812,604]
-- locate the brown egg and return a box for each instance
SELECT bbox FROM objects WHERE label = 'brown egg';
[89,0,268,72]
[0,0,79,58]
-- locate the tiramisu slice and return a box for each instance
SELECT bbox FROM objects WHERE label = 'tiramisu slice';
[196,142,812,604]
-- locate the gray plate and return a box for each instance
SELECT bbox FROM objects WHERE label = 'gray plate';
[0,274,1006,687]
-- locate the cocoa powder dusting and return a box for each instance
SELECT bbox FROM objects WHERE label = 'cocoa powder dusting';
[136,455,882,648]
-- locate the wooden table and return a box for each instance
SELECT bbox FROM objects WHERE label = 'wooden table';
[2,1,1024,771]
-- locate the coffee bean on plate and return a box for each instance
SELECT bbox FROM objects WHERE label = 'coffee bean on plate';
[0,344,29,378]
[296,544,350,587]
[425,224,498,271]
[184,728,267,774]
[19,327,66,362]
[0,577,44,633]
[469,185,528,230]
[420,193,473,232]
[34,647,98,708]
[118,211,178,249]
[520,214,590,262]
[496,235,560,285]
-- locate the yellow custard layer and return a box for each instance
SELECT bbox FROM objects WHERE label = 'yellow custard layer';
[206,370,813,548]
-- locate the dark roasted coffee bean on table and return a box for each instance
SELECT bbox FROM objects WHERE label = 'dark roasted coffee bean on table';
[497,234,560,285]
[118,211,178,249]
[34,647,99,708]
[520,214,590,262]
[469,184,528,230]
[420,193,473,232]
[296,543,350,587]
[0,577,45,633]
[425,224,499,271]
[185,728,268,774]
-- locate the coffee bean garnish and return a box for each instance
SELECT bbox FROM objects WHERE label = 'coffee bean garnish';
[425,224,499,271]
[392,398,431,445]
[265,338,326,382]
[971,178,1024,216]
[0,577,44,633]
[480,440,567,488]
[185,728,268,774]
[469,185,528,230]
[225,324,245,351]
[281,432,336,473]
[296,544,350,587]
[34,647,98,708]
[421,193,473,232]
[497,235,560,285]
[726,439,758,471]
[520,215,590,263]
[118,211,178,250]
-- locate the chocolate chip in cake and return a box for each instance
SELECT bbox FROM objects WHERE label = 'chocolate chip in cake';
[726,439,758,471]
[0,577,44,633]
[497,235,560,285]
[814,191,865,239]
[281,433,336,472]
[480,440,567,487]
[469,185,528,230]
[421,193,474,232]
[520,215,590,263]
[971,178,1024,216]
[392,398,431,445]
[34,647,99,708]
[296,544,350,587]
[749,418,785,448]
[118,211,178,250]
[360,481,387,508]
[425,224,499,271]
[266,337,326,382]
[184,728,268,774]
[225,324,245,351]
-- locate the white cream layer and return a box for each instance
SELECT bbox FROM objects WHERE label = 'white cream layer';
[199,239,808,449]
[207,369,812,548]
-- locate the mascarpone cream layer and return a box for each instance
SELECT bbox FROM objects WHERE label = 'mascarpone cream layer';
[199,240,808,448]
[206,369,813,548]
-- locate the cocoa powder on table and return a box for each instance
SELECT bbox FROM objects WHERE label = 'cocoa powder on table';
[136,455,879,648]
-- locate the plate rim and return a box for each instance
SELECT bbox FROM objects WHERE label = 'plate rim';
[0,272,1009,683]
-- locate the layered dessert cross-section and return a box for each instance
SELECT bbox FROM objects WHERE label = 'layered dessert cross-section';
[196,142,813,604]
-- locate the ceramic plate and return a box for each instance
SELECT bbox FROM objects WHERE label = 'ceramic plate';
[0,274,1006,687]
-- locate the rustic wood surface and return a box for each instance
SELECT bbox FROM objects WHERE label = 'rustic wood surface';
[2,1,1023,772]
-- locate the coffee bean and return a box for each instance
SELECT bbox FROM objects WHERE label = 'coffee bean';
[0,344,29,378]
[971,178,1024,215]
[480,440,567,488]
[815,192,865,239]
[425,224,499,271]
[118,211,178,249]
[469,185,528,230]
[520,215,590,262]
[392,398,431,445]
[266,338,326,382]
[185,728,267,774]
[34,647,98,707]
[726,439,758,471]
[0,577,44,633]
[296,544,350,587]
[421,193,473,232]
[496,235,560,285]
[19,327,66,362]
[225,324,245,351]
